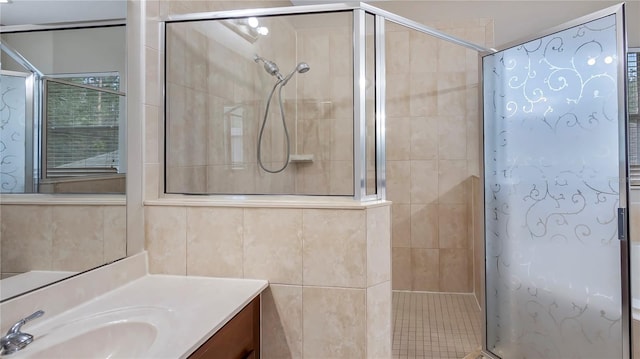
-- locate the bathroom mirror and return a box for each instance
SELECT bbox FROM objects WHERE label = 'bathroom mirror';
[1,26,127,195]
[0,0,127,302]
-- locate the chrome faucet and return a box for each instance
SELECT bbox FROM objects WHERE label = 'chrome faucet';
[0,310,44,355]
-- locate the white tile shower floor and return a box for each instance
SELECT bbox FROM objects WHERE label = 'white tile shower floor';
[392,291,482,359]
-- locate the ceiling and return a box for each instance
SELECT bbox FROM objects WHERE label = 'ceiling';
[0,0,126,27]
[0,0,370,27]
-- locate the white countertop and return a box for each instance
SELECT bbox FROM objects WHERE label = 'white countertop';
[1,271,77,301]
[11,275,268,359]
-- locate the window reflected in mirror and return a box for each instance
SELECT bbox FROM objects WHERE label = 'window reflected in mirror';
[0,25,126,194]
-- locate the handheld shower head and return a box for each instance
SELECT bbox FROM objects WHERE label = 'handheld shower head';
[296,62,310,73]
[281,62,311,86]
[254,54,283,80]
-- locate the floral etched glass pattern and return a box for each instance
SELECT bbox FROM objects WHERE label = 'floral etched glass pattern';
[483,14,623,358]
[0,74,27,193]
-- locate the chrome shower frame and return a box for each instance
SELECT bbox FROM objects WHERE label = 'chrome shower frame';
[162,2,491,201]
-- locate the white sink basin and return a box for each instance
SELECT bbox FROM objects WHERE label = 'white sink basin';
[15,307,174,359]
[26,322,156,359]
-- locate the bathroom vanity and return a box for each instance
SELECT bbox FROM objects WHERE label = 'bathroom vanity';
[189,296,260,359]
[0,253,268,358]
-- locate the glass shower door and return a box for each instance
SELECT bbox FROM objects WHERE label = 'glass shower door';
[0,71,31,193]
[482,6,629,359]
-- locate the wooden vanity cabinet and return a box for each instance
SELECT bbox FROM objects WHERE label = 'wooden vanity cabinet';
[188,296,260,359]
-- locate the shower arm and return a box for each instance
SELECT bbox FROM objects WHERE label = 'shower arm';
[254,55,284,81]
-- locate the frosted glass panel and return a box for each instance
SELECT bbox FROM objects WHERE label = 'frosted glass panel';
[0,74,27,193]
[483,14,624,358]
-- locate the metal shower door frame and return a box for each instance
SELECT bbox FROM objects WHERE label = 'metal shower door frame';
[479,4,630,358]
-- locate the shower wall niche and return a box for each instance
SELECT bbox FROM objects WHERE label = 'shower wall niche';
[165,11,377,197]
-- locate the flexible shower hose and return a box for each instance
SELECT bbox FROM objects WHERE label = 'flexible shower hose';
[257,79,290,173]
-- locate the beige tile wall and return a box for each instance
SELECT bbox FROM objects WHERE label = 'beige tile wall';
[0,204,126,276]
[296,24,355,195]
[165,17,298,194]
[144,204,391,358]
[387,20,493,293]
